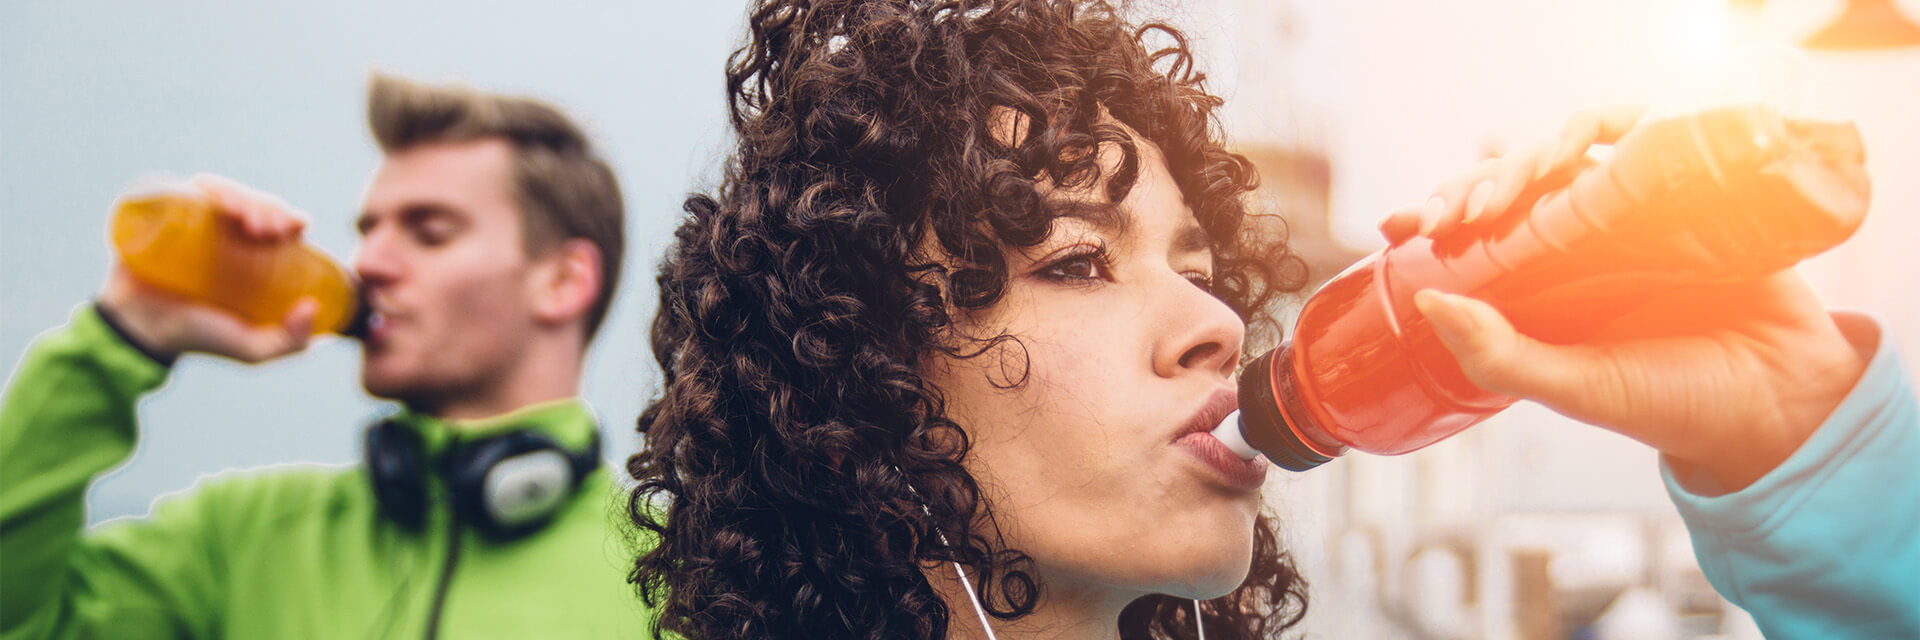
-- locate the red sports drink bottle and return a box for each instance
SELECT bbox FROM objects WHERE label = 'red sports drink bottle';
[1215,105,1870,471]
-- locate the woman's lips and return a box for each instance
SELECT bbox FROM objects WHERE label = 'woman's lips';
[1176,431,1268,492]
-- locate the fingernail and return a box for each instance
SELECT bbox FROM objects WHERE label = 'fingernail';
[1554,141,1585,170]
[1418,195,1446,235]
[1464,180,1494,224]
[1534,147,1559,180]
[1378,216,1407,244]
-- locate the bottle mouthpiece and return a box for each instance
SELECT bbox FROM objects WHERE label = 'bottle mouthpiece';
[340,286,373,340]
[1210,410,1260,461]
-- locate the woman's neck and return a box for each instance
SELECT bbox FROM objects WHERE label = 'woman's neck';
[928,564,1132,640]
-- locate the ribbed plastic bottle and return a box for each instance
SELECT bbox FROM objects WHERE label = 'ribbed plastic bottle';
[111,190,367,336]
[1214,105,1871,471]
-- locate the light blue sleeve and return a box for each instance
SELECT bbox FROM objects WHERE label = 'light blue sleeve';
[1662,314,1920,639]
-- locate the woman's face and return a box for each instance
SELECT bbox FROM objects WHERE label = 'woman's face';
[923,133,1268,605]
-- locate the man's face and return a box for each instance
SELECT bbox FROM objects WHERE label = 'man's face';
[353,139,542,409]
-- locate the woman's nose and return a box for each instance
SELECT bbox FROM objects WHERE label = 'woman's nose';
[1153,279,1244,380]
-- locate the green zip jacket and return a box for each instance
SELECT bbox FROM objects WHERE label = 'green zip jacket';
[0,306,657,639]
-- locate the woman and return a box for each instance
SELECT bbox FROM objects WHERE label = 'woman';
[627,0,1308,637]
[628,0,1913,639]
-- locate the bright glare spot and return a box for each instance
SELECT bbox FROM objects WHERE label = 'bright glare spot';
[1654,45,1819,120]
[1674,0,1736,66]
[1650,2,1828,121]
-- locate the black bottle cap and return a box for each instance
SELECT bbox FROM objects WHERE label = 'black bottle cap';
[1239,343,1338,472]
[339,286,373,339]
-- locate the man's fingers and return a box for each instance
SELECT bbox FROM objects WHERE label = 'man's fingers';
[187,173,308,242]
[193,299,317,363]
[283,298,318,340]
[248,298,319,361]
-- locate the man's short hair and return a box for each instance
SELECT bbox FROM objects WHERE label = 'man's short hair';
[366,71,625,340]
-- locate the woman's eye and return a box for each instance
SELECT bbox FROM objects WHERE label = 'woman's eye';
[1186,272,1214,293]
[1040,250,1110,282]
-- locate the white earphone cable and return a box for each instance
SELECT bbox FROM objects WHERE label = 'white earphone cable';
[942,539,1001,640]
[901,473,1001,640]
[902,471,1202,640]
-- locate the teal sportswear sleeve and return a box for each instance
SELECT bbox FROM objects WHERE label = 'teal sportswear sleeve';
[1663,314,1920,638]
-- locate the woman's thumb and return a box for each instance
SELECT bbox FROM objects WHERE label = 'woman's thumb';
[1412,289,1587,401]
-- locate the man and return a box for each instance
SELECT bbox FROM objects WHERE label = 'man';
[0,73,649,638]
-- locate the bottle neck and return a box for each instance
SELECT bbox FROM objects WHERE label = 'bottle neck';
[1239,343,1344,471]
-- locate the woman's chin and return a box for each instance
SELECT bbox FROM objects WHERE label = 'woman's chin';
[1188,561,1256,600]
[1145,537,1258,600]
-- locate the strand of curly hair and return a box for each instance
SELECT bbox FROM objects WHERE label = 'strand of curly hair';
[627,1,1312,638]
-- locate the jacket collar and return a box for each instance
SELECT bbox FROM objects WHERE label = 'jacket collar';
[384,399,599,459]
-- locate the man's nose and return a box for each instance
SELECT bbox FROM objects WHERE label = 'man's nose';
[352,232,402,286]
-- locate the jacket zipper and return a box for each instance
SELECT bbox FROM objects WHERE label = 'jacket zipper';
[422,504,462,639]
[423,440,464,640]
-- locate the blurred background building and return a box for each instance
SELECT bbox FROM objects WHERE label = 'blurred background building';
[3,0,1915,638]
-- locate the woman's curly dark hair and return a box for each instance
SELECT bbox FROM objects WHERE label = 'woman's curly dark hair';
[627,1,1312,638]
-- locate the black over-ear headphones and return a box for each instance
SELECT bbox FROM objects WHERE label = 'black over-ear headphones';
[365,420,601,540]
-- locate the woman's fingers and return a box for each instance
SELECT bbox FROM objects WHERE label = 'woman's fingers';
[1414,289,1587,401]
[1379,203,1426,245]
[1467,141,1557,226]
[1423,158,1498,237]
[1380,105,1651,244]
[1548,105,1647,170]
[1384,105,1650,241]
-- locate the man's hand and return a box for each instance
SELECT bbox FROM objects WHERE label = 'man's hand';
[98,173,318,364]
[1380,107,1872,491]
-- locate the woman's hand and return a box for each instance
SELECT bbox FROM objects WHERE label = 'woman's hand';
[1382,106,1873,491]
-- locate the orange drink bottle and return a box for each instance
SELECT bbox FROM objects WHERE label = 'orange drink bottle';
[111,190,366,336]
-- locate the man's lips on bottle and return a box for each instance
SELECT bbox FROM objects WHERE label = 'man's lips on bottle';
[361,300,401,347]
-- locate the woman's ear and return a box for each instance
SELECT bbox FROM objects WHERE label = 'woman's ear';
[532,238,603,328]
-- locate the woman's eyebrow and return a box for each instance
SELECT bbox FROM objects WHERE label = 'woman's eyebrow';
[1175,224,1210,254]
[1050,200,1133,236]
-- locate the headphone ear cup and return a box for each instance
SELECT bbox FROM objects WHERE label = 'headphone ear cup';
[365,421,428,532]
[447,431,582,540]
